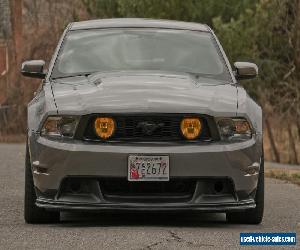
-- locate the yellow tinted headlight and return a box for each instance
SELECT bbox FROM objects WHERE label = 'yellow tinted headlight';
[180,118,202,140]
[94,117,115,139]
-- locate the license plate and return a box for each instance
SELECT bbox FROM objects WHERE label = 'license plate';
[128,155,169,181]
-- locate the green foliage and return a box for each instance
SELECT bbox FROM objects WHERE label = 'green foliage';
[83,0,122,18]
[84,0,257,26]
[213,1,294,95]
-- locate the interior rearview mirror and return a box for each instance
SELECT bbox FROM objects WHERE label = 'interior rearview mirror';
[234,62,258,80]
[21,60,46,79]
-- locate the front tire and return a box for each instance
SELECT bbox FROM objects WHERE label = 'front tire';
[24,143,60,224]
[226,157,264,224]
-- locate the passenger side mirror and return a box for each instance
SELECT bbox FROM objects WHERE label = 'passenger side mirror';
[234,62,258,80]
[21,60,46,79]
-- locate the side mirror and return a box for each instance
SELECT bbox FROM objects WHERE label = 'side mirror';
[234,62,258,80]
[21,60,46,79]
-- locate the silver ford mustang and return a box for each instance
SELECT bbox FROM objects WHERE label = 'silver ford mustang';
[22,18,263,224]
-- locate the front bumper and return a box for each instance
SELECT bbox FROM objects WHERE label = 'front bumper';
[29,136,262,212]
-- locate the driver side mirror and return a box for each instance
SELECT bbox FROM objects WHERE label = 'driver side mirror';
[21,60,46,79]
[234,62,258,80]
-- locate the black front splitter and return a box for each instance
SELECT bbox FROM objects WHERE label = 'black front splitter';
[36,198,256,212]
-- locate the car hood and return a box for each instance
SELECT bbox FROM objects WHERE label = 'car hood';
[51,71,237,116]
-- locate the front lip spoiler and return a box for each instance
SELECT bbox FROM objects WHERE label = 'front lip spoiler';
[36,198,256,212]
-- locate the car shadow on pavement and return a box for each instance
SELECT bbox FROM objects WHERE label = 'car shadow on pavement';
[54,211,239,228]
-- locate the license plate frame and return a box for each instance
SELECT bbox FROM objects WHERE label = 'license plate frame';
[128,155,169,182]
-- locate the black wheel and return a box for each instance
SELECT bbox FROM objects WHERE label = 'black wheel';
[226,157,264,224]
[24,143,60,224]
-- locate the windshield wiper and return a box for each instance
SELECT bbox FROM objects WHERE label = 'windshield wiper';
[183,71,231,85]
[183,71,216,79]
[51,72,95,80]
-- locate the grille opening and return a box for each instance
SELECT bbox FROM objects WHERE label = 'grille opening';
[57,178,102,203]
[214,181,224,193]
[69,180,82,193]
[99,178,197,203]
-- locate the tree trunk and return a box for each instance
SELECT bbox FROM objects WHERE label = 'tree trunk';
[265,117,281,162]
[9,0,22,65]
[287,123,299,164]
[294,0,300,78]
[298,120,300,138]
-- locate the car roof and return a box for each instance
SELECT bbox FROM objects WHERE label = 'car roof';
[70,18,210,32]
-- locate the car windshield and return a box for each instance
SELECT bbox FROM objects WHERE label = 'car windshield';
[51,28,231,81]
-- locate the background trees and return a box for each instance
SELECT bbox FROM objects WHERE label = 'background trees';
[0,0,299,163]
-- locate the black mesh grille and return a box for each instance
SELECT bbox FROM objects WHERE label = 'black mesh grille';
[83,114,212,142]
[99,178,196,203]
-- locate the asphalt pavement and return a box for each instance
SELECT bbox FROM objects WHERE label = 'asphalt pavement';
[0,143,299,249]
